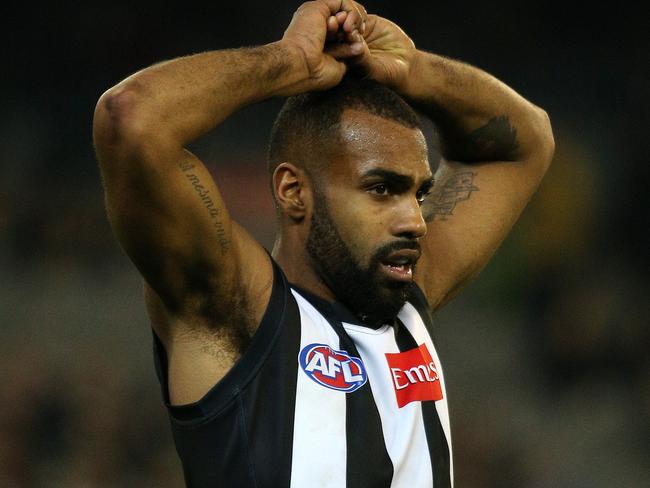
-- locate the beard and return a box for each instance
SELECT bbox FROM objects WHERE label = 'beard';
[306,191,418,327]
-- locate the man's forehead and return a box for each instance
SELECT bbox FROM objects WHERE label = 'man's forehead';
[334,109,430,178]
[338,108,423,141]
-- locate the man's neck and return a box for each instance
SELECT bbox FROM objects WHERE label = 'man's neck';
[272,236,337,304]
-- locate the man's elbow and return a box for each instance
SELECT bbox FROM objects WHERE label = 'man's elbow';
[531,107,556,170]
[93,84,150,156]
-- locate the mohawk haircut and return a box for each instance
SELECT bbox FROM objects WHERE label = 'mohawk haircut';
[267,76,423,186]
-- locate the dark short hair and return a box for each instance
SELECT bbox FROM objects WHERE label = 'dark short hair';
[267,76,423,183]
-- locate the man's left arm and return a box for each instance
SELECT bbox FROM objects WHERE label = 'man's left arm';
[352,12,555,310]
[407,50,554,310]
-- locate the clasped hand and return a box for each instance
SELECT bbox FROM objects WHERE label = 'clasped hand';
[282,0,417,92]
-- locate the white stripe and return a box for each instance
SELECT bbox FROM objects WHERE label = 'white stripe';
[290,291,347,488]
[343,322,434,488]
[399,302,454,486]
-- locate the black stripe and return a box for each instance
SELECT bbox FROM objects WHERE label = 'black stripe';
[330,320,394,488]
[395,318,451,488]
[243,265,301,488]
[409,285,437,339]
[394,317,418,350]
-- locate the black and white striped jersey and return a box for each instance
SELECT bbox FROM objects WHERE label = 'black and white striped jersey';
[153,258,453,487]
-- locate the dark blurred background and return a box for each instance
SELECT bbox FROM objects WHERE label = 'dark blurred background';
[1,0,648,486]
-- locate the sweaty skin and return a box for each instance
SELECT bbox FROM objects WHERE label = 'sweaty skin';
[303,110,432,326]
[278,108,432,318]
[93,0,554,405]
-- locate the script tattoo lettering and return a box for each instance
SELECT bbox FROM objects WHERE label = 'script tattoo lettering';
[179,161,230,254]
[424,171,479,222]
[465,115,519,162]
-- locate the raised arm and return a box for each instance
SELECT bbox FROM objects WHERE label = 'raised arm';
[92,1,366,365]
[351,12,555,310]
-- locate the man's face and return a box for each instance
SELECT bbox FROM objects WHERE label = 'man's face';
[306,109,433,326]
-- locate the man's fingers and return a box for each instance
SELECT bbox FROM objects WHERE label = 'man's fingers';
[321,0,367,46]
[339,29,361,46]
[342,3,363,33]
[318,0,365,34]
[320,0,354,16]
[326,15,339,41]
[327,15,339,30]
[325,57,349,81]
[353,2,368,34]
[286,1,368,62]
[325,39,366,59]
[309,0,367,24]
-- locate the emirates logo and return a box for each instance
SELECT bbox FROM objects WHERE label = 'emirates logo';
[385,344,443,408]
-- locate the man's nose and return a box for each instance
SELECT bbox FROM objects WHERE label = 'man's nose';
[392,197,427,239]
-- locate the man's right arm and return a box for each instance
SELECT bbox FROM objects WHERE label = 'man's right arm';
[92,1,366,350]
[93,45,303,328]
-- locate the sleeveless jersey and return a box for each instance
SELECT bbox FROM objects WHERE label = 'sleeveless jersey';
[153,259,453,487]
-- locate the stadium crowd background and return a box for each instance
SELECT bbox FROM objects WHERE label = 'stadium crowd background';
[1,1,648,486]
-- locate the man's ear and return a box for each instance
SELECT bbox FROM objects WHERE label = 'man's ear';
[273,162,312,221]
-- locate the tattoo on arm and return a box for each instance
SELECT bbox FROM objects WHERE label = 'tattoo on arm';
[179,160,231,254]
[423,171,479,222]
[463,115,519,162]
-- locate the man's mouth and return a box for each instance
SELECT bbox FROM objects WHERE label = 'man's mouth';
[379,249,420,282]
[381,262,413,280]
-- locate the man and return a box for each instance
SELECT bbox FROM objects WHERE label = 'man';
[93,0,554,486]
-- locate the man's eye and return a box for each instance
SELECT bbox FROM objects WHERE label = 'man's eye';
[416,190,431,203]
[370,184,388,195]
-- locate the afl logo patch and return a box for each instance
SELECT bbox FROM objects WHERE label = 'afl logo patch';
[299,343,367,393]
